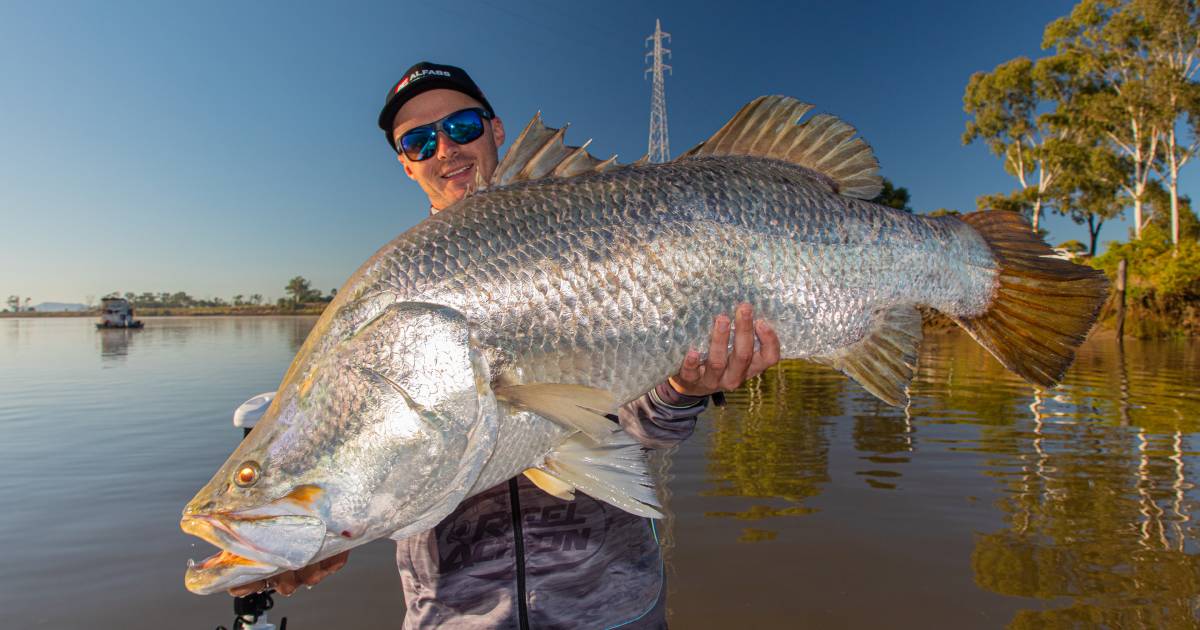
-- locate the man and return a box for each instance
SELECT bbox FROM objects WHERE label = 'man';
[233,62,780,628]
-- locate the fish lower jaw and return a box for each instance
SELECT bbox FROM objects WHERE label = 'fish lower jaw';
[185,549,278,595]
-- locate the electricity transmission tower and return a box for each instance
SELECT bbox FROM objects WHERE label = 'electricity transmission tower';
[645,19,671,163]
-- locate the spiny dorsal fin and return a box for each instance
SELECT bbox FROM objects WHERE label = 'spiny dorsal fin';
[816,304,923,406]
[681,95,883,200]
[489,113,620,189]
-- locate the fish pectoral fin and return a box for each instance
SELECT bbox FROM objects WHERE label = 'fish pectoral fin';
[523,468,576,501]
[494,383,618,443]
[816,304,923,407]
[542,431,662,518]
[680,95,882,200]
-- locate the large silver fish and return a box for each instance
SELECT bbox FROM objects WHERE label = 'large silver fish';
[181,96,1107,594]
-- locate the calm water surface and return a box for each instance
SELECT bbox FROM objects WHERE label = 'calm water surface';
[1,317,1197,628]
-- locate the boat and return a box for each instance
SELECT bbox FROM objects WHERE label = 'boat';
[95,297,144,329]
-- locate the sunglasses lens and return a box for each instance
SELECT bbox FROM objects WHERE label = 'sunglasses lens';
[443,109,485,145]
[400,128,437,161]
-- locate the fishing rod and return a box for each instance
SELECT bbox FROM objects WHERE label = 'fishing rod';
[215,393,288,630]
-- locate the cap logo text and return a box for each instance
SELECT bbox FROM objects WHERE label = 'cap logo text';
[396,69,452,93]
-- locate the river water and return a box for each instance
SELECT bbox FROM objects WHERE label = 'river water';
[0,316,1197,628]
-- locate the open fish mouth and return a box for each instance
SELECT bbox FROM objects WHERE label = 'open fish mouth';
[185,549,278,595]
[181,511,327,571]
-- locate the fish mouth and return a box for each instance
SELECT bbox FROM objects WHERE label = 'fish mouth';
[181,512,326,594]
[181,485,330,593]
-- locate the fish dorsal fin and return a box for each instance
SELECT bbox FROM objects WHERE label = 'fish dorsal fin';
[489,113,620,189]
[681,95,883,200]
[816,304,923,406]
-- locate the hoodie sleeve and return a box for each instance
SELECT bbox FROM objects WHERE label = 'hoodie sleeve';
[615,381,707,449]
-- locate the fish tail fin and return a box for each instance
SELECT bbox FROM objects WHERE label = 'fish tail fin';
[952,211,1109,387]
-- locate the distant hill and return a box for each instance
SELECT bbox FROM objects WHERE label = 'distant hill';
[32,302,89,312]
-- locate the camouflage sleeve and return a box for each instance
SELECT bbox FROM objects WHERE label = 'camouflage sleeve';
[615,382,707,449]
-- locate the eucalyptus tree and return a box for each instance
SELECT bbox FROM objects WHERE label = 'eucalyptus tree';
[964,57,1061,232]
[1141,0,1200,248]
[1043,0,1164,239]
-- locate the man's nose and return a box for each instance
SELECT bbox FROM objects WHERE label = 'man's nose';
[435,130,459,160]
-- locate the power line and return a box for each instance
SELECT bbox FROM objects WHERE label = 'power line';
[645,18,671,163]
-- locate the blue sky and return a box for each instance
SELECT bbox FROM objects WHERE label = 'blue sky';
[2,0,1192,304]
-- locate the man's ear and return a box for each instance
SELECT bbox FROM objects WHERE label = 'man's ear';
[399,154,417,180]
[491,116,505,148]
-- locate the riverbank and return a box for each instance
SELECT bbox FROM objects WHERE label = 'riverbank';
[0,305,328,318]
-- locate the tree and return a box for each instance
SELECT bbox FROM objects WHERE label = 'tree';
[6,295,18,312]
[232,294,244,306]
[870,178,912,212]
[285,276,321,304]
[964,56,1080,232]
[250,294,263,305]
[1044,0,1164,239]
[1141,0,1200,248]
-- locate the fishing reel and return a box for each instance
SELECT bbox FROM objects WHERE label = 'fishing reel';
[215,590,287,630]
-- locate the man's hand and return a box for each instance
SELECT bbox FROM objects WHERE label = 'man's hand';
[668,303,781,397]
[228,551,350,598]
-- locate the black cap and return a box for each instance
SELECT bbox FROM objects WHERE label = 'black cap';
[377,61,495,152]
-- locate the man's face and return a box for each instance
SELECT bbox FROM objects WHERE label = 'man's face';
[392,89,505,211]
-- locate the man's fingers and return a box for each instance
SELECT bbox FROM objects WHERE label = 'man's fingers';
[275,571,300,596]
[746,320,782,377]
[323,550,351,573]
[676,350,703,384]
[228,580,266,597]
[702,314,730,389]
[720,304,755,390]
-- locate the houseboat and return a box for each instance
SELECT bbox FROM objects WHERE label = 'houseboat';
[96,297,144,329]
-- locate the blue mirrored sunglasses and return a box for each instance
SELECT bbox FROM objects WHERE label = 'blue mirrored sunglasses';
[397,108,494,161]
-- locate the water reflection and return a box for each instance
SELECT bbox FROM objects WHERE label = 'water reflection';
[921,334,1200,625]
[700,331,1200,623]
[98,328,138,360]
[704,362,840,523]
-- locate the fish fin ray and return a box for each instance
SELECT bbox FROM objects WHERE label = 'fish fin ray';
[494,383,618,442]
[523,468,576,500]
[817,304,923,406]
[951,211,1108,387]
[681,95,882,200]
[543,432,662,518]
[491,113,619,187]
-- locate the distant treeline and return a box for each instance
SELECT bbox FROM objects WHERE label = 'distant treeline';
[104,276,336,310]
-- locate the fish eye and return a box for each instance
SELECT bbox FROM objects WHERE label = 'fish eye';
[234,461,261,488]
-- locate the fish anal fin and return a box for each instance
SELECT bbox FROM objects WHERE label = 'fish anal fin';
[543,432,662,518]
[492,113,619,187]
[523,468,575,500]
[681,95,882,200]
[494,383,618,442]
[819,305,923,406]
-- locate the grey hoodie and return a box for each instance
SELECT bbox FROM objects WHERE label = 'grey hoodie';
[394,382,706,629]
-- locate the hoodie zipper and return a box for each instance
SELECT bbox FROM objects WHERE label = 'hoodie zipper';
[508,477,530,630]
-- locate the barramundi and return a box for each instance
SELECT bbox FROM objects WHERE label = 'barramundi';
[181,96,1108,594]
